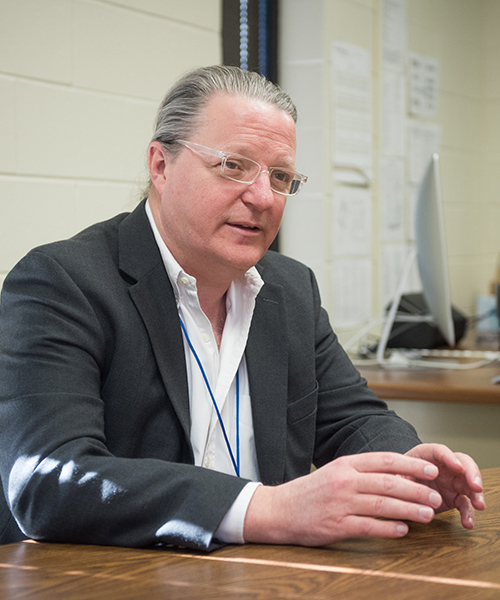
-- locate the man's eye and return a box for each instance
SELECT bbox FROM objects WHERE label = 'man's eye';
[225,159,244,172]
[272,170,292,184]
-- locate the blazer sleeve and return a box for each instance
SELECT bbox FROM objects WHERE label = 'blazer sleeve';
[251,252,422,482]
[0,248,248,550]
[307,268,422,466]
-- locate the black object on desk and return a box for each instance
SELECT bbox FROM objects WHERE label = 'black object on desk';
[384,293,467,350]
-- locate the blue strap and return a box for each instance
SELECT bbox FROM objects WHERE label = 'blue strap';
[179,316,240,477]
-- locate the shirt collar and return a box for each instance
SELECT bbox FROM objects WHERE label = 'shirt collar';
[145,199,264,301]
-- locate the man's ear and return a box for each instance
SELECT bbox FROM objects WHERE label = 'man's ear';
[148,142,170,195]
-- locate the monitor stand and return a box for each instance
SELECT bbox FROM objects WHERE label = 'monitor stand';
[376,248,453,369]
[375,254,497,370]
[377,248,425,365]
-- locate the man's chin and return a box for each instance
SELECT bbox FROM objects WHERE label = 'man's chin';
[221,248,268,273]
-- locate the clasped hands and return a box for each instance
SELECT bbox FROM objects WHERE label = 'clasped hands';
[244,443,485,546]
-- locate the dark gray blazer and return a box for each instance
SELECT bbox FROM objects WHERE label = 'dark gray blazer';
[0,200,420,550]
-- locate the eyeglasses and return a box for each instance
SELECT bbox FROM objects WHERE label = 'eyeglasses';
[176,140,308,196]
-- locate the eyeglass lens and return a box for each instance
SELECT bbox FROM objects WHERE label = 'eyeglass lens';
[223,155,301,195]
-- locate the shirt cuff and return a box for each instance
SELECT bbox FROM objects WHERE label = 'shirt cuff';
[214,482,262,544]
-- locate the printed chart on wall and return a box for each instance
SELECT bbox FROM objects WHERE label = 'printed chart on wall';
[330,41,373,329]
[379,0,441,312]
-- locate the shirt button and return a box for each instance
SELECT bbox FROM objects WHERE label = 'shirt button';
[180,276,190,287]
[202,333,210,343]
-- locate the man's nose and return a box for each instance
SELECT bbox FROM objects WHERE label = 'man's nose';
[241,171,276,210]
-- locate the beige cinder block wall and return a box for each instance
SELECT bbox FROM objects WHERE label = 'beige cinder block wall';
[279,0,500,468]
[0,0,222,287]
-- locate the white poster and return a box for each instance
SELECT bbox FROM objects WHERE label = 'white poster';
[408,121,441,183]
[407,183,418,241]
[332,259,372,329]
[333,109,373,183]
[380,157,406,241]
[381,70,406,157]
[409,52,440,118]
[381,243,421,308]
[332,187,372,256]
[331,42,372,111]
[331,42,373,183]
[382,0,407,71]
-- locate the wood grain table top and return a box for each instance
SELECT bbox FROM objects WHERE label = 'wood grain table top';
[1,468,499,599]
[358,362,500,404]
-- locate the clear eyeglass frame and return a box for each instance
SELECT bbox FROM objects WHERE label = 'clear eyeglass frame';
[176,139,308,196]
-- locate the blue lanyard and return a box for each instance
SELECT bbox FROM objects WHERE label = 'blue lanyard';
[179,316,240,477]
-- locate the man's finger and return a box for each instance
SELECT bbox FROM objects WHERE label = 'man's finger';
[352,451,439,481]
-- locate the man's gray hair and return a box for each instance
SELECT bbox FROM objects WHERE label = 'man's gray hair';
[150,65,297,158]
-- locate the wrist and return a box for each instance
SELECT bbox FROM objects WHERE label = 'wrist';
[243,484,285,544]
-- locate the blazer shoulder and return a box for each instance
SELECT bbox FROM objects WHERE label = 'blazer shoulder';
[258,250,313,280]
[257,250,319,294]
[256,250,322,312]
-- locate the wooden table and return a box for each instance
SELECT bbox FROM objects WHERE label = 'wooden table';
[358,362,500,404]
[357,328,500,404]
[1,468,499,599]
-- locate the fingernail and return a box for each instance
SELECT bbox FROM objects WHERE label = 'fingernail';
[424,465,438,477]
[474,476,482,487]
[429,491,441,508]
[419,507,434,521]
[397,524,408,536]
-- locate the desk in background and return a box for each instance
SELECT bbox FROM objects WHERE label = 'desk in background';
[357,326,500,404]
[0,468,499,599]
[358,362,500,404]
[357,360,500,469]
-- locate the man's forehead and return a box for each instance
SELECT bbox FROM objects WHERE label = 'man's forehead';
[195,92,297,156]
[199,92,294,131]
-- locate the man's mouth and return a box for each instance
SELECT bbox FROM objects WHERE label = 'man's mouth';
[230,222,261,232]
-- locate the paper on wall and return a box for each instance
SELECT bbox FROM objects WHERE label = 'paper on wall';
[333,109,373,184]
[382,0,407,71]
[380,157,406,241]
[331,41,372,111]
[331,42,373,184]
[408,120,441,183]
[409,52,440,118]
[381,243,422,308]
[407,183,418,241]
[332,258,372,329]
[381,70,406,157]
[332,186,372,256]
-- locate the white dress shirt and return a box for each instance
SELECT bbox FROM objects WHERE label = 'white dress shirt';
[146,201,262,543]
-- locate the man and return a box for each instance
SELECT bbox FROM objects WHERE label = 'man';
[0,66,484,550]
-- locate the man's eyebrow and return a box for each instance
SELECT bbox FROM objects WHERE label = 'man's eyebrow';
[226,146,296,168]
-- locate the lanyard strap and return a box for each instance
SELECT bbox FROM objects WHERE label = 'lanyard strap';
[179,316,240,477]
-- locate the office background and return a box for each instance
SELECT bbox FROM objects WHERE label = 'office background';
[0,0,499,467]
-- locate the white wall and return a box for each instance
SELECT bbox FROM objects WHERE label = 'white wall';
[280,0,500,329]
[1,0,498,468]
[482,0,500,294]
[279,0,500,469]
[413,0,500,314]
[0,0,221,281]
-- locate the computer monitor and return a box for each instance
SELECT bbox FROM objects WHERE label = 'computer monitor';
[415,153,455,347]
[376,153,455,363]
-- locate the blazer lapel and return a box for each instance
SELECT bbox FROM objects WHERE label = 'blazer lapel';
[246,278,289,485]
[116,202,290,480]
[117,202,191,444]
